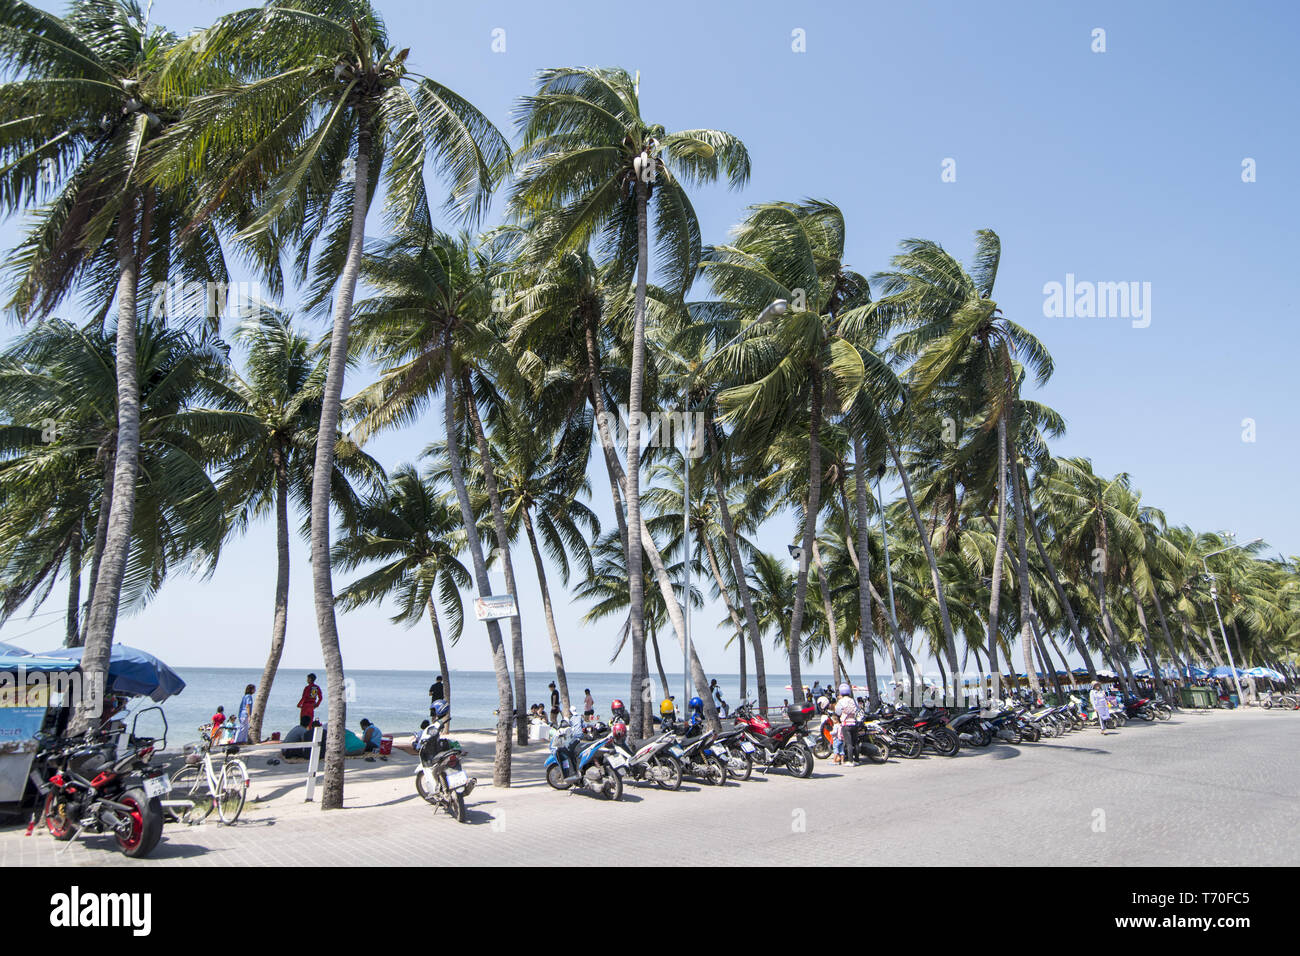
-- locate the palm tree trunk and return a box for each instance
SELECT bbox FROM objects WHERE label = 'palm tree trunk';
[444,349,513,785]
[885,435,961,705]
[250,461,290,743]
[1149,586,1189,687]
[624,178,650,739]
[1010,453,1041,695]
[785,371,822,701]
[812,541,844,692]
[648,627,670,701]
[428,597,450,706]
[705,414,767,708]
[64,528,81,647]
[521,506,571,715]
[986,415,1009,692]
[851,435,880,708]
[585,308,629,556]
[80,453,114,645]
[1019,460,1097,681]
[307,125,376,809]
[461,372,528,746]
[702,534,746,701]
[75,194,142,733]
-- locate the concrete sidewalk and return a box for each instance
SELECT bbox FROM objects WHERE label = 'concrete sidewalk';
[3,708,1296,866]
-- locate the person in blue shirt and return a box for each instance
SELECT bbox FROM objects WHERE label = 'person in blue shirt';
[359,718,383,753]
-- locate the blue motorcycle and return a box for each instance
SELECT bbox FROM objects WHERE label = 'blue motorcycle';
[544,725,625,800]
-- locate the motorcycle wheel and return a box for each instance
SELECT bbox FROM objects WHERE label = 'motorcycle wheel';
[43,793,76,841]
[415,772,439,804]
[116,788,163,859]
[1022,724,1041,743]
[1003,726,1023,745]
[728,749,753,781]
[545,764,570,790]
[894,730,924,758]
[704,755,727,786]
[600,763,623,801]
[786,743,815,778]
[1155,706,1172,722]
[972,726,993,748]
[1038,721,1057,739]
[866,737,890,764]
[1140,710,1156,722]
[812,738,832,760]
[930,728,959,757]
[653,755,683,791]
[444,790,466,822]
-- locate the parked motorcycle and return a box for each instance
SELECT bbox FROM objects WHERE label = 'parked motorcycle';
[609,723,684,790]
[545,722,625,800]
[732,702,816,777]
[713,726,757,781]
[948,706,993,748]
[414,716,476,822]
[664,721,728,785]
[32,706,170,858]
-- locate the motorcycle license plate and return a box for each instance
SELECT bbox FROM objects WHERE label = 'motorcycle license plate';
[143,775,171,798]
[710,746,729,758]
[607,752,628,769]
[669,745,685,758]
[804,734,818,747]
[446,769,468,789]
[739,741,756,754]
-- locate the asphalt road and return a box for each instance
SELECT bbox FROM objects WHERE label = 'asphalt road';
[4,707,1295,866]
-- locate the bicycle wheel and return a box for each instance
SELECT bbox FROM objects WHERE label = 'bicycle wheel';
[216,762,248,824]
[169,765,214,821]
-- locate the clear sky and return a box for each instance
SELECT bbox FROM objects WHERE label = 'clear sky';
[3,0,1297,680]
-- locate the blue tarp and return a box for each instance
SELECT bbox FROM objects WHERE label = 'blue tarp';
[1245,667,1285,681]
[35,644,185,702]
[1208,665,1244,679]
[0,641,32,656]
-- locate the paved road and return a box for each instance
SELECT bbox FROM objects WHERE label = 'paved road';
[4,708,1296,866]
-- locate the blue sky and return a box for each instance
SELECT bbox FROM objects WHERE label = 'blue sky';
[3,0,1297,681]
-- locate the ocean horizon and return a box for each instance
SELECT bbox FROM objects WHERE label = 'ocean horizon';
[152,666,884,745]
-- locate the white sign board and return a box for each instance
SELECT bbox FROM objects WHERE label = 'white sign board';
[474,594,518,621]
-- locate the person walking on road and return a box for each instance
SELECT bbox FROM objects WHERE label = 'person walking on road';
[1090,681,1113,734]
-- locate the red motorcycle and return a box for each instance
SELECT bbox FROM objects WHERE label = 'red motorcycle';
[731,702,816,778]
[32,706,171,858]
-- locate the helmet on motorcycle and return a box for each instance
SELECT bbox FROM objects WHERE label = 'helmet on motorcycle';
[611,698,624,711]
[839,682,851,696]
[611,720,627,738]
[689,696,703,711]
[431,700,450,720]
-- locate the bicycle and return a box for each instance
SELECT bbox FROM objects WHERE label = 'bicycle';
[167,726,250,825]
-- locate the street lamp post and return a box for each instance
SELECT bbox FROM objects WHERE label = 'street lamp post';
[1202,537,1261,706]
[681,299,788,713]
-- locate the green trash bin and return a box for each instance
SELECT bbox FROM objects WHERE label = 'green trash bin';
[1180,686,1214,709]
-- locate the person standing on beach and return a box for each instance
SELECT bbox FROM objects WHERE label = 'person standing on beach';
[235,684,255,743]
[429,676,445,715]
[548,682,560,725]
[297,673,323,723]
[583,688,595,718]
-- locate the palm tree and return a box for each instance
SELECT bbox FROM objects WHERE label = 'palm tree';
[203,305,379,741]
[0,318,228,644]
[701,200,895,702]
[345,224,516,784]
[160,0,508,807]
[511,66,749,735]
[333,464,469,702]
[478,414,599,719]
[872,231,1051,703]
[0,0,230,729]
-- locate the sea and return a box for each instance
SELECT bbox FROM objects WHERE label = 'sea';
[147,667,870,744]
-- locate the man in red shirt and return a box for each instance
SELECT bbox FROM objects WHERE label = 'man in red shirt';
[297,674,323,723]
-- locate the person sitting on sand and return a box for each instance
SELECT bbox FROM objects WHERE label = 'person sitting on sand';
[359,718,383,753]
[283,715,313,759]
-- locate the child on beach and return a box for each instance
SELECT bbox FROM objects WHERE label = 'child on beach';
[830,713,844,765]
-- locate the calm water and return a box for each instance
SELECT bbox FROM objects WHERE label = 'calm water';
[147,667,874,744]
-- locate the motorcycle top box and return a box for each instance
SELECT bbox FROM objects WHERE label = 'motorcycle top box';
[786,703,815,725]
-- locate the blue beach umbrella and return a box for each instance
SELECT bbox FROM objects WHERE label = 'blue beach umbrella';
[37,644,186,702]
